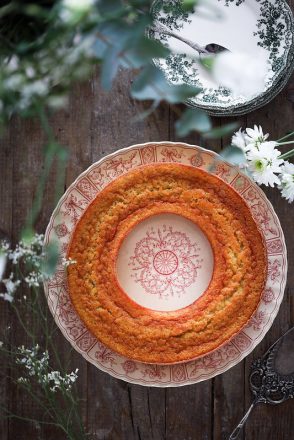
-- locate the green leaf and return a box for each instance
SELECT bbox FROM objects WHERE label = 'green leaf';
[176,108,211,137]
[131,65,201,103]
[202,122,239,139]
[220,145,246,166]
[41,241,59,277]
[100,46,120,90]
[123,37,170,68]
[21,227,34,244]
[199,56,216,71]
[182,0,199,11]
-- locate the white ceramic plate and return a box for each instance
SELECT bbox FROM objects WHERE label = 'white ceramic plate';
[149,0,294,116]
[44,142,287,387]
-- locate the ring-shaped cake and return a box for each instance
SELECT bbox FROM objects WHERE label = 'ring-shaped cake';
[67,163,267,364]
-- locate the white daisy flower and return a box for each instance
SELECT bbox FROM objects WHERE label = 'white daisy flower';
[231,128,247,151]
[245,125,270,149]
[279,161,294,203]
[247,142,283,187]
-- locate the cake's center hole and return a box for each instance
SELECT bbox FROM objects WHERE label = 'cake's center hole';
[116,213,214,312]
[153,250,178,275]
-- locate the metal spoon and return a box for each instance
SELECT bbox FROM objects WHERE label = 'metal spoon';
[229,327,294,440]
[152,22,229,55]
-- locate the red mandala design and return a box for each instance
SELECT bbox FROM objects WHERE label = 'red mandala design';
[54,223,68,238]
[262,287,275,304]
[153,250,178,275]
[122,360,137,374]
[129,226,202,298]
[190,153,204,167]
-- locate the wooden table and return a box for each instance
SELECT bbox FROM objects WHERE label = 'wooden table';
[0,19,294,440]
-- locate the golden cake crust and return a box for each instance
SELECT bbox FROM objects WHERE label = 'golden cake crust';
[67,163,267,364]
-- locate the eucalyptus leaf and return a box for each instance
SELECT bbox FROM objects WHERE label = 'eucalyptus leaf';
[182,0,199,11]
[176,108,211,137]
[202,122,239,139]
[220,145,246,166]
[41,241,59,277]
[131,65,201,103]
[123,37,170,68]
[199,56,215,71]
[100,46,120,90]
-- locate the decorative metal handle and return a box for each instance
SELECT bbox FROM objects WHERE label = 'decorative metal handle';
[228,402,256,440]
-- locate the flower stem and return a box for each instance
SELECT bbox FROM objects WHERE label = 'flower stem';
[277,141,294,146]
[277,131,294,143]
[280,149,294,160]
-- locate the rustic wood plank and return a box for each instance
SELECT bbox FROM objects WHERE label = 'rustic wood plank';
[0,126,13,440]
[38,78,95,440]
[86,68,170,440]
[7,116,49,440]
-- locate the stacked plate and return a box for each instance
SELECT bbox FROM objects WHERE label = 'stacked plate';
[149,0,294,116]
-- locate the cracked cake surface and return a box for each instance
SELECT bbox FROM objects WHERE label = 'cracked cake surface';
[67,163,267,364]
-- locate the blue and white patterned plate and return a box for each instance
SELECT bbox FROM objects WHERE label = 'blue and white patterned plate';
[149,0,294,116]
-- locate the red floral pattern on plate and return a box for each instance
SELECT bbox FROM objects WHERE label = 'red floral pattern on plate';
[246,311,266,331]
[189,153,204,167]
[262,287,275,304]
[129,226,202,298]
[122,360,138,374]
[266,239,283,254]
[250,202,278,237]
[61,192,88,225]
[54,223,69,238]
[44,142,287,387]
[160,147,183,162]
[95,342,116,367]
[140,146,156,164]
[214,163,231,181]
[103,151,138,179]
[268,259,282,283]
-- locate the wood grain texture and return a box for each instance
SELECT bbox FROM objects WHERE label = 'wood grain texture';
[1,23,294,440]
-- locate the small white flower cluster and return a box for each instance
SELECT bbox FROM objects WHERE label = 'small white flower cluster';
[16,345,78,392]
[0,273,21,302]
[7,233,45,266]
[232,125,294,202]
[0,234,46,301]
[45,369,79,392]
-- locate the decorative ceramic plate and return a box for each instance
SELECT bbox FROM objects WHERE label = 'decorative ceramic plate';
[44,142,287,387]
[149,0,294,116]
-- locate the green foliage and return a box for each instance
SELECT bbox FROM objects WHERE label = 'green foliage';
[182,0,199,11]
[176,108,211,137]
[41,241,59,276]
[202,122,239,139]
[131,65,201,103]
[220,145,246,166]
[0,0,235,141]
